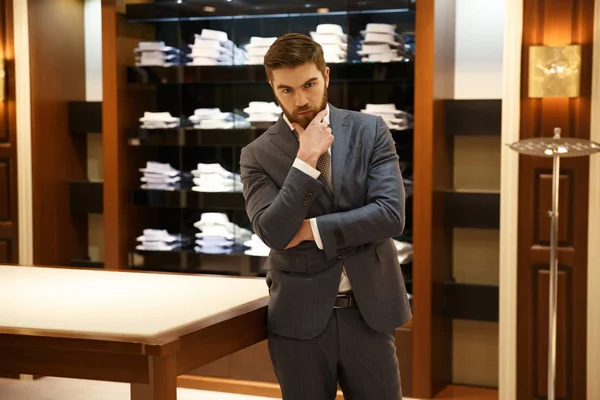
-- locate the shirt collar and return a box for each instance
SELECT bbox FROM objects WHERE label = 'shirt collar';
[283,103,330,132]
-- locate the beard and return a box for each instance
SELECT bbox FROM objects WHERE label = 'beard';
[278,89,328,129]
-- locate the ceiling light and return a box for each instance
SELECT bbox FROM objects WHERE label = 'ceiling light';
[317,8,330,13]
[204,6,216,12]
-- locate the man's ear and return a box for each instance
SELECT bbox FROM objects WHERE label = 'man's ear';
[324,67,330,88]
[269,80,273,89]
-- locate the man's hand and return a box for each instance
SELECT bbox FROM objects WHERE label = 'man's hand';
[284,220,315,249]
[293,109,334,169]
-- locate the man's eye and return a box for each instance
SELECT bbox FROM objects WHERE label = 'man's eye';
[283,88,292,94]
[305,82,314,88]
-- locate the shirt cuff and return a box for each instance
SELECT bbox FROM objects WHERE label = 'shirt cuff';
[292,158,321,180]
[310,218,324,250]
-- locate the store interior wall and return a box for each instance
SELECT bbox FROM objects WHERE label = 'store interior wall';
[85,0,104,262]
[451,0,504,388]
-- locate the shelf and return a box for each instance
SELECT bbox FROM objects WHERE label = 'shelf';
[70,181,103,214]
[126,1,414,21]
[130,248,265,276]
[443,282,499,322]
[69,258,105,269]
[127,62,414,85]
[129,128,265,147]
[69,101,102,134]
[130,189,246,210]
[444,190,500,229]
[445,100,502,136]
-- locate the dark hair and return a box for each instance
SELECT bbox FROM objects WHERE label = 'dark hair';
[264,33,326,81]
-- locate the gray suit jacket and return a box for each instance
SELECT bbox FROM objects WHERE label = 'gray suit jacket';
[240,104,412,339]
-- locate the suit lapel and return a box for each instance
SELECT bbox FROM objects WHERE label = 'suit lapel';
[330,104,351,209]
[268,117,299,161]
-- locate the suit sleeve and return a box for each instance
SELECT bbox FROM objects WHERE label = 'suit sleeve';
[240,146,324,251]
[314,116,405,260]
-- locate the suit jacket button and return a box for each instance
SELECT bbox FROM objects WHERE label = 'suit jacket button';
[303,200,309,206]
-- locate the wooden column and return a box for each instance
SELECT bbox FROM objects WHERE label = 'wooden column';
[28,0,88,265]
[412,0,456,397]
[0,0,18,264]
[101,0,154,269]
[518,0,595,399]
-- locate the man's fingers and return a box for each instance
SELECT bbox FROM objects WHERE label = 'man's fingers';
[316,109,328,122]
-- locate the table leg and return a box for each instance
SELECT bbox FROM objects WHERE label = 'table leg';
[131,355,177,400]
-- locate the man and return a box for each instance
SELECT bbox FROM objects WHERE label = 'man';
[239,33,412,400]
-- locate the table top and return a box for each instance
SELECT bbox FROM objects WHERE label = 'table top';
[0,265,268,342]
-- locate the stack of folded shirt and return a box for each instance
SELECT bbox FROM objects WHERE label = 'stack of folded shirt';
[136,229,187,252]
[358,24,406,63]
[243,37,277,65]
[134,41,181,67]
[189,108,250,130]
[186,29,246,66]
[191,163,242,193]
[139,112,181,129]
[193,213,253,254]
[310,24,348,64]
[244,102,281,123]
[360,104,413,130]
[139,161,181,191]
[243,234,270,257]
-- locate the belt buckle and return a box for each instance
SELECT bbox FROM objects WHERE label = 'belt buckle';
[335,293,353,308]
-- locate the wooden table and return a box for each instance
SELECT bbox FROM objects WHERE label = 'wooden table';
[0,265,269,400]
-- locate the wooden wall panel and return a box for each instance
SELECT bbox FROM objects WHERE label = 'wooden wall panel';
[0,0,17,263]
[102,0,156,270]
[536,268,570,398]
[518,0,594,399]
[0,160,10,221]
[0,239,10,263]
[412,0,455,397]
[28,0,88,265]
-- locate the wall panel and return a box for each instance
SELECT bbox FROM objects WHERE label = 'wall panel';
[517,0,594,398]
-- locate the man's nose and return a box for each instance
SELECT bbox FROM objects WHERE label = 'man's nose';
[295,91,309,108]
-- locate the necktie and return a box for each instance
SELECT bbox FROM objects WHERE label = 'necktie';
[316,152,334,193]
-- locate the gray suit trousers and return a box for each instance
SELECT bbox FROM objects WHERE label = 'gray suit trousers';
[268,306,403,400]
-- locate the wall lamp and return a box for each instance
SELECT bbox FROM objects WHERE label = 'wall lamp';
[528,44,581,98]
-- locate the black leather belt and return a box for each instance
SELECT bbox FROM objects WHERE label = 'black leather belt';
[334,292,357,308]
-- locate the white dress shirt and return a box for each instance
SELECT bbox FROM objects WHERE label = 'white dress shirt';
[283,104,352,293]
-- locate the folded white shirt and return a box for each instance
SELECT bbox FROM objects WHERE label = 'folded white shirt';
[139,161,180,177]
[137,229,182,243]
[196,212,230,226]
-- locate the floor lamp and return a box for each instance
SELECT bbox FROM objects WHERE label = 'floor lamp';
[508,130,600,400]
[508,44,600,400]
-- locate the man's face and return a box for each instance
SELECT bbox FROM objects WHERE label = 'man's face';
[270,62,330,129]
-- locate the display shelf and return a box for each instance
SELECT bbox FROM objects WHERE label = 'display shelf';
[69,101,102,134]
[129,127,412,148]
[127,62,414,85]
[444,190,500,229]
[129,248,265,276]
[69,181,103,214]
[126,1,415,22]
[130,189,246,210]
[445,99,502,136]
[129,127,265,147]
[69,258,105,269]
[443,282,499,322]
